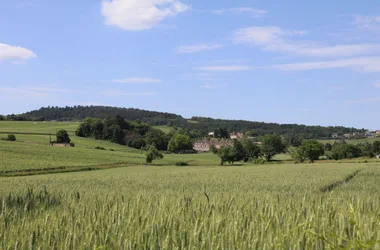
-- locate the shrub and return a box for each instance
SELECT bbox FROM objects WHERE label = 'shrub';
[7,134,16,141]
[95,146,106,150]
[69,142,75,147]
[56,130,71,143]
[252,158,267,165]
[109,149,115,151]
[175,161,189,166]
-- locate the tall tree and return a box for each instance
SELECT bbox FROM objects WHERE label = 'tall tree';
[168,134,193,153]
[300,140,324,163]
[260,134,285,161]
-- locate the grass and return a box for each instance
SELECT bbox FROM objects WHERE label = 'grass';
[153,125,173,134]
[1,164,380,249]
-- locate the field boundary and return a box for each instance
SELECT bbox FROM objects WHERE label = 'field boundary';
[320,170,362,192]
[0,163,131,177]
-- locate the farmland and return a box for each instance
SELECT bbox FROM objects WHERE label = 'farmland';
[1,164,380,249]
[1,121,380,248]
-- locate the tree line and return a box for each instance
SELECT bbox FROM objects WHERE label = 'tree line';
[4,105,363,140]
[75,116,194,153]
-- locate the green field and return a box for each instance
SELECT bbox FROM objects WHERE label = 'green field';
[1,164,380,249]
[2,121,380,248]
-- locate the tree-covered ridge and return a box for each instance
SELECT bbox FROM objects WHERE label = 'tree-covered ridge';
[7,105,362,139]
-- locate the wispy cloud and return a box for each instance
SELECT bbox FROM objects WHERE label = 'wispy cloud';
[16,1,36,8]
[175,44,224,54]
[101,0,189,31]
[349,97,380,104]
[211,7,267,17]
[112,78,162,83]
[102,90,156,96]
[0,43,36,62]
[233,26,380,57]
[194,65,251,71]
[271,57,380,72]
[201,83,217,89]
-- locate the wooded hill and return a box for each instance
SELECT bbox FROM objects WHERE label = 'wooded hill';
[5,106,361,139]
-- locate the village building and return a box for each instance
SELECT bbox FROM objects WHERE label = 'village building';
[230,132,244,139]
[193,138,234,152]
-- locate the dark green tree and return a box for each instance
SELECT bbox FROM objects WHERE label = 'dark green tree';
[373,141,380,155]
[260,134,285,161]
[56,129,71,143]
[301,140,324,163]
[7,134,16,142]
[324,143,332,151]
[145,146,164,164]
[168,134,193,153]
[216,146,236,166]
[241,139,261,162]
[232,140,246,162]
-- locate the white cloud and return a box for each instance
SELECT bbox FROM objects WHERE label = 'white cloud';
[233,26,380,57]
[101,0,189,31]
[272,57,380,72]
[0,43,36,62]
[17,2,36,8]
[112,78,162,83]
[194,65,251,71]
[201,83,217,89]
[175,44,224,54]
[211,7,267,17]
[102,90,156,96]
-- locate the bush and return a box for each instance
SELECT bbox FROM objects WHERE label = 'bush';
[109,149,115,151]
[69,142,75,147]
[252,158,267,165]
[7,134,16,141]
[56,129,71,143]
[95,146,106,150]
[175,161,189,166]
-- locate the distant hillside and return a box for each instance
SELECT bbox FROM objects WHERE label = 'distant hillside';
[8,105,362,139]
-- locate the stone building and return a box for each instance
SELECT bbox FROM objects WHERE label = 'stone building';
[193,138,234,152]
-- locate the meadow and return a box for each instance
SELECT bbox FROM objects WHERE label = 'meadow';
[1,121,380,249]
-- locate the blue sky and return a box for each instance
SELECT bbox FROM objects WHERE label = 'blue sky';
[1,0,380,129]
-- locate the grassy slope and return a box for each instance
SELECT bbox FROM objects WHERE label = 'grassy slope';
[0,121,220,173]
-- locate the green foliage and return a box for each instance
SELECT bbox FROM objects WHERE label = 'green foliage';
[284,134,303,147]
[373,141,380,155]
[213,128,230,138]
[7,134,16,142]
[168,134,193,153]
[216,146,236,165]
[260,134,286,161]
[331,142,362,160]
[13,105,363,139]
[56,129,71,143]
[288,146,306,163]
[210,145,218,154]
[145,146,164,164]
[241,139,261,161]
[232,140,246,162]
[301,140,325,163]
[175,161,189,166]
[95,146,106,150]
[324,143,332,151]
